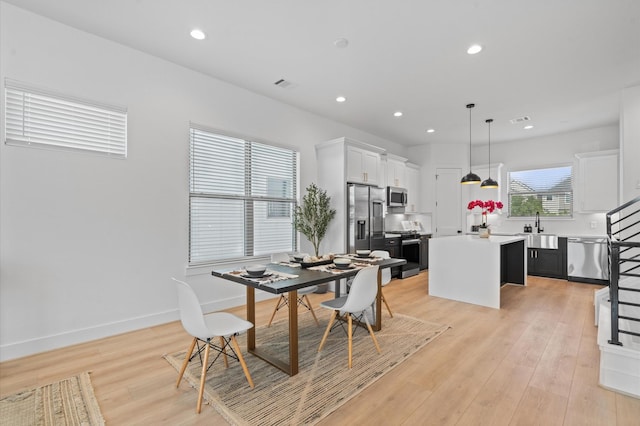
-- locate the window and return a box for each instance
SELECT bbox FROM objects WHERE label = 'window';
[189,126,298,264]
[508,166,573,217]
[4,79,127,157]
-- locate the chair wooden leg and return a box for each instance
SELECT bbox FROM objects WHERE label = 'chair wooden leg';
[176,338,197,388]
[304,295,320,326]
[231,335,254,388]
[348,314,353,368]
[365,318,381,354]
[220,336,229,368]
[267,295,284,327]
[196,341,211,414]
[382,291,393,318]
[318,310,337,352]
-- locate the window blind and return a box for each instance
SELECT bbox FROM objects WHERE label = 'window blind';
[4,79,127,158]
[508,166,573,217]
[189,127,298,264]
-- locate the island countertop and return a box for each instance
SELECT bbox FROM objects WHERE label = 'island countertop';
[429,235,527,309]
[436,234,526,245]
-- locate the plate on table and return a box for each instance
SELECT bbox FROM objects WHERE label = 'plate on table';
[299,258,333,268]
[241,272,273,279]
[356,253,372,258]
[330,265,356,271]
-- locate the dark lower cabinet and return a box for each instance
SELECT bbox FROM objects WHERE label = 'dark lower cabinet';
[527,237,567,279]
[384,237,401,278]
[419,234,430,270]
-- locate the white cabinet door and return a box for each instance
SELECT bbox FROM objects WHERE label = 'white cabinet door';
[362,150,381,186]
[346,145,380,185]
[578,151,618,212]
[405,165,419,212]
[386,159,406,188]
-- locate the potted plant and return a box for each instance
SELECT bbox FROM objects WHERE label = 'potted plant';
[468,199,503,238]
[294,183,336,258]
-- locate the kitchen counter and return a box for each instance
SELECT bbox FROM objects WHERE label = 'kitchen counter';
[429,235,527,309]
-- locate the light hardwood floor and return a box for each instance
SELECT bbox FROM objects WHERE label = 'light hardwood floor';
[1,272,639,425]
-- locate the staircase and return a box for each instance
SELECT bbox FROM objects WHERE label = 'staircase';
[597,196,640,398]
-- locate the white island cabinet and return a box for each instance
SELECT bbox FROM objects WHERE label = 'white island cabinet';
[429,235,527,309]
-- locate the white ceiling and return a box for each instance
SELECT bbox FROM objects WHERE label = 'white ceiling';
[6,0,640,146]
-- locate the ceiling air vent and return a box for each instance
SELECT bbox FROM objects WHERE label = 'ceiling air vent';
[274,78,295,89]
[510,116,531,124]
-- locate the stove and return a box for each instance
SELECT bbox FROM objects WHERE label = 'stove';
[388,230,421,278]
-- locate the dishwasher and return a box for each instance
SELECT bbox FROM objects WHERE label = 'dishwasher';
[567,237,609,284]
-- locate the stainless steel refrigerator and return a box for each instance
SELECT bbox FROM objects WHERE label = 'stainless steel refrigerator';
[347,183,385,253]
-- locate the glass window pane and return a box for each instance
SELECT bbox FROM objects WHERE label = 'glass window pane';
[508,166,573,217]
[190,197,244,263]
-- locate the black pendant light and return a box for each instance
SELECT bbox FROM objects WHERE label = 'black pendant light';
[481,118,499,188]
[461,103,481,184]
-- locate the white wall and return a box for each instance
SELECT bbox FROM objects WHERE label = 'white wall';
[0,3,407,361]
[621,85,640,203]
[409,126,621,236]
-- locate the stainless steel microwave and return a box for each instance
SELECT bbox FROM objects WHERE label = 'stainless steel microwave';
[386,186,408,207]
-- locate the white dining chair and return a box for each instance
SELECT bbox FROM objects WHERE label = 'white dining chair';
[267,253,319,327]
[370,250,394,317]
[317,265,381,368]
[172,278,254,413]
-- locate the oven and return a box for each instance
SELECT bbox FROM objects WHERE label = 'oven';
[389,231,421,278]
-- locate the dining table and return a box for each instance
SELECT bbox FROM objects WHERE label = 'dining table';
[211,256,406,376]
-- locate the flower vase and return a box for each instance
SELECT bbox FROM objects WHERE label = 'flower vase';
[479,227,490,238]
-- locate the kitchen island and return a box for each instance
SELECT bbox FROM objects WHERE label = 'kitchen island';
[429,235,526,309]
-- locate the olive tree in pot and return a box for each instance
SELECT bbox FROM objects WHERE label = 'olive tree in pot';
[294,183,336,258]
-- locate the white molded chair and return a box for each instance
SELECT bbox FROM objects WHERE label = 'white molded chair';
[370,250,394,317]
[318,265,381,368]
[267,253,319,327]
[172,278,254,413]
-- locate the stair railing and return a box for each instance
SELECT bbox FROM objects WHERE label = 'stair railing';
[606,196,640,346]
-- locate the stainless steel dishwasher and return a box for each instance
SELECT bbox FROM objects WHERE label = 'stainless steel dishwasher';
[567,237,609,283]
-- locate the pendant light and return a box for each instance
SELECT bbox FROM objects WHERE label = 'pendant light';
[481,118,499,188]
[461,103,481,184]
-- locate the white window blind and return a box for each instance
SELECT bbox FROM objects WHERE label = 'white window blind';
[189,126,298,264]
[4,79,127,158]
[508,166,573,217]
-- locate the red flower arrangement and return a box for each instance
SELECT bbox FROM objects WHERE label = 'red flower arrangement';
[468,200,503,227]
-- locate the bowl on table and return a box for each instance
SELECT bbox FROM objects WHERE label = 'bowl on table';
[292,253,308,262]
[245,264,267,277]
[356,249,371,257]
[333,257,352,269]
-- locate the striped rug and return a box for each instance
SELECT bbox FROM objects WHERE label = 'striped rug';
[0,372,104,426]
[164,311,449,425]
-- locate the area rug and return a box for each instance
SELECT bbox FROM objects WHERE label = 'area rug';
[164,311,449,425]
[0,372,105,426]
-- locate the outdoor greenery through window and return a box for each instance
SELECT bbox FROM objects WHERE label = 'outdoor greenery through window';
[189,126,298,264]
[508,166,573,217]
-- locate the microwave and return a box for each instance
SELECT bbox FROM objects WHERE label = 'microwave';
[387,186,408,207]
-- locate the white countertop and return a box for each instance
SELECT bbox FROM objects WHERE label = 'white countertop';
[434,234,525,245]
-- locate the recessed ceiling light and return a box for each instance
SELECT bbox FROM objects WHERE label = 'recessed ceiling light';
[393,111,403,117]
[426,129,435,133]
[524,125,534,130]
[467,44,482,55]
[336,96,346,103]
[190,29,206,40]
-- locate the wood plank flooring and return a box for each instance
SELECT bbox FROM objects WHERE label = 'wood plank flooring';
[1,272,639,425]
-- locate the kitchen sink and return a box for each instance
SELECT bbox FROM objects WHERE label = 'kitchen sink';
[517,233,559,249]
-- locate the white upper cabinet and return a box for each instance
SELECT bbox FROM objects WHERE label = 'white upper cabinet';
[346,145,382,185]
[386,156,407,188]
[405,163,420,212]
[576,150,619,212]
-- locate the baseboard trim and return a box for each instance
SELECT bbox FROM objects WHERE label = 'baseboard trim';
[0,292,275,362]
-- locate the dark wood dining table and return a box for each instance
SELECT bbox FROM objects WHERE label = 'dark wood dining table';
[211,257,406,376]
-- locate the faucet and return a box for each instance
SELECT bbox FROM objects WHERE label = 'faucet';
[535,211,544,233]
